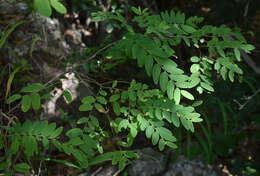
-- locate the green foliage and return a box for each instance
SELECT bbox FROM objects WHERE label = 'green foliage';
[6,83,45,112]
[33,0,67,16]
[1,3,257,175]
[7,0,67,17]
[0,117,138,173]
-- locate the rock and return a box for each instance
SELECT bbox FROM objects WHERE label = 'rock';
[129,148,165,176]
[0,0,91,118]
[164,155,219,176]
[128,148,220,176]
[91,165,118,176]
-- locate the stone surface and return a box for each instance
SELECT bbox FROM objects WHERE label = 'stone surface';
[89,148,220,176]
[0,0,90,118]
[129,148,165,176]
[164,155,219,176]
[127,148,220,176]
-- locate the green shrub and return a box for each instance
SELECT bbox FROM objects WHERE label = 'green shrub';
[0,2,256,175]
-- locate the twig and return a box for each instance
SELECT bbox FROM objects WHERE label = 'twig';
[90,166,103,176]
[240,51,260,74]
[7,41,116,114]
[233,88,260,110]
[45,41,117,87]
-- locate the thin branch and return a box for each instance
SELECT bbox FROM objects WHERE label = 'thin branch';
[6,41,117,114]
[45,41,117,87]
[233,89,260,110]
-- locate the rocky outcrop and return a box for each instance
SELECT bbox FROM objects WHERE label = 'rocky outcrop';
[90,148,220,176]
[0,0,88,117]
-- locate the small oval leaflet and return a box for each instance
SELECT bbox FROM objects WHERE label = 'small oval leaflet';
[159,72,168,92]
[174,88,181,105]
[77,117,89,124]
[167,81,175,100]
[145,55,154,77]
[109,94,120,102]
[31,92,41,110]
[181,90,194,100]
[145,126,154,139]
[190,56,200,62]
[152,131,160,145]
[50,126,63,138]
[97,96,107,105]
[21,95,31,112]
[14,163,30,174]
[79,103,93,111]
[166,141,178,149]
[63,90,72,103]
[113,102,121,116]
[200,82,214,92]
[6,94,22,104]
[81,96,96,104]
[95,103,106,113]
[20,83,45,93]
[159,139,165,151]
[66,128,83,138]
[152,64,161,84]
[130,126,138,138]
[157,127,176,142]
[34,0,52,17]
[190,64,200,73]
[50,0,67,14]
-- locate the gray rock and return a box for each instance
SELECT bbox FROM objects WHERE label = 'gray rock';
[128,148,165,176]
[128,148,219,176]
[0,0,73,62]
[164,155,218,176]
[0,0,91,118]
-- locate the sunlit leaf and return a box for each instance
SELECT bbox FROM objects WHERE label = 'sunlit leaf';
[180,90,194,100]
[50,0,67,14]
[34,0,52,17]
[174,88,181,105]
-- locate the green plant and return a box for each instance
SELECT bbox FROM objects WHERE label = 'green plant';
[186,72,260,173]
[1,5,256,175]
[7,0,67,17]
